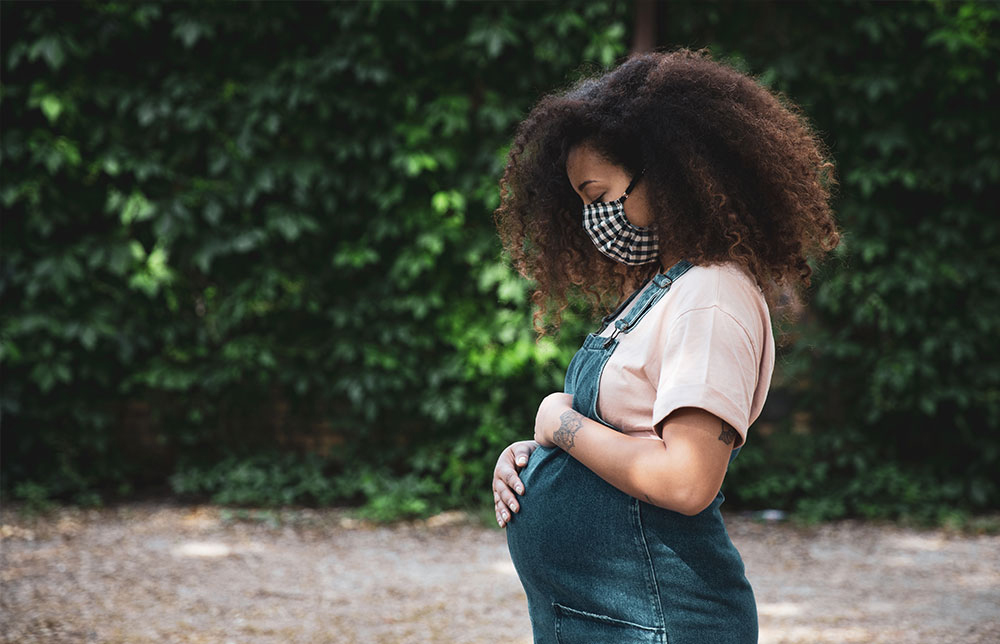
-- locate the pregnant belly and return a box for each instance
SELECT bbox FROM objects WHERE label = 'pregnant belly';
[504,444,758,642]
[504,445,653,602]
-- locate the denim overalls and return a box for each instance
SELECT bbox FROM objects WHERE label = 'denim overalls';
[506,259,757,644]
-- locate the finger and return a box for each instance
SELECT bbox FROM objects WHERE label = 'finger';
[494,463,525,495]
[508,443,532,464]
[498,484,520,514]
[496,500,510,524]
[493,476,521,514]
[492,476,511,496]
[512,442,538,467]
[503,469,525,496]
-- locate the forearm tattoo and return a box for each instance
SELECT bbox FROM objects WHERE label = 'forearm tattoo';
[718,420,738,445]
[553,410,584,450]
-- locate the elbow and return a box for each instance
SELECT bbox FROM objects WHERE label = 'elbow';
[636,442,722,516]
[650,483,716,517]
[676,490,715,516]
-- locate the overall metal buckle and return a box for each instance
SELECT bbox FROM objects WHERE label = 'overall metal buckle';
[603,319,630,348]
[652,273,674,289]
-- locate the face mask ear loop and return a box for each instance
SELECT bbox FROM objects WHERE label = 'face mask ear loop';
[620,168,646,203]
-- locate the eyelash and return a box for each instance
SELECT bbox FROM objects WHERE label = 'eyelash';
[590,192,607,204]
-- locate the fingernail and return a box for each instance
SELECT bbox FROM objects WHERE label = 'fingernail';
[517,457,526,465]
[498,519,503,527]
[516,485,524,494]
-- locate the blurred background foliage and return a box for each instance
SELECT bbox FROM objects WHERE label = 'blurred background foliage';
[2,0,998,526]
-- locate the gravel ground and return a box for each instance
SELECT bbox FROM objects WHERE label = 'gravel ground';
[1,499,998,644]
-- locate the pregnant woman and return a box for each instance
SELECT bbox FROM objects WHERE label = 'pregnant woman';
[490,48,840,644]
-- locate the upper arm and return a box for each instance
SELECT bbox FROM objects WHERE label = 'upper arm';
[654,406,737,515]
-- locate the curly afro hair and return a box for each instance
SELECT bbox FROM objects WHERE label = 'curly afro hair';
[493,46,841,339]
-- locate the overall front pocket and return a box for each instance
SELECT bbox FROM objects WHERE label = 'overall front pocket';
[553,602,666,644]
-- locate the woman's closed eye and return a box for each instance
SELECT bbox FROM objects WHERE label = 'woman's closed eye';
[589,192,607,204]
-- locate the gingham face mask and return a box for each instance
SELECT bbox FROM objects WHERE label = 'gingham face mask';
[581,168,659,265]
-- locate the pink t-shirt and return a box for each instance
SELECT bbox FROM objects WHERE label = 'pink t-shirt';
[594,261,775,449]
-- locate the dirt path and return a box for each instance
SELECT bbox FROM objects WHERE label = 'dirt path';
[2,500,998,643]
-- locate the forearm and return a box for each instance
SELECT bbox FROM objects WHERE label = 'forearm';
[551,408,702,515]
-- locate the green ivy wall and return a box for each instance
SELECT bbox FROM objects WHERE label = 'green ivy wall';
[2,0,997,523]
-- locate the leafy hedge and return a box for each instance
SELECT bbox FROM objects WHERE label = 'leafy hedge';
[715,0,1000,524]
[2,0,997,524]
[0,0,626,514]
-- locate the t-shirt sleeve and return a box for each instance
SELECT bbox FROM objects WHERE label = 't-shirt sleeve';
[651,305,760,448]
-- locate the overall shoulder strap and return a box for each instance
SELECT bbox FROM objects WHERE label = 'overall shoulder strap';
[596,276,652,334]
[601,259,695,345]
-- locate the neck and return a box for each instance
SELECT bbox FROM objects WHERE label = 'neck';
[658,253,682,274]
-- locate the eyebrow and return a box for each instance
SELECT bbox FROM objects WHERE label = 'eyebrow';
[576,179,597,191]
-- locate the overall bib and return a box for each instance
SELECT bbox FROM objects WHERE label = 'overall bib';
[506,259,757,644]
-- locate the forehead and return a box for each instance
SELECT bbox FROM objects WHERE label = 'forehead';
[566,144,617,178]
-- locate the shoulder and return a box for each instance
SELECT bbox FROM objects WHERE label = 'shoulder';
[671,261,764,311]
[666,261,770,337]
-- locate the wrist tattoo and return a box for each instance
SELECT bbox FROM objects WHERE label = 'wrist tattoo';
[718,420,738,445]
[553,410,583,450]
